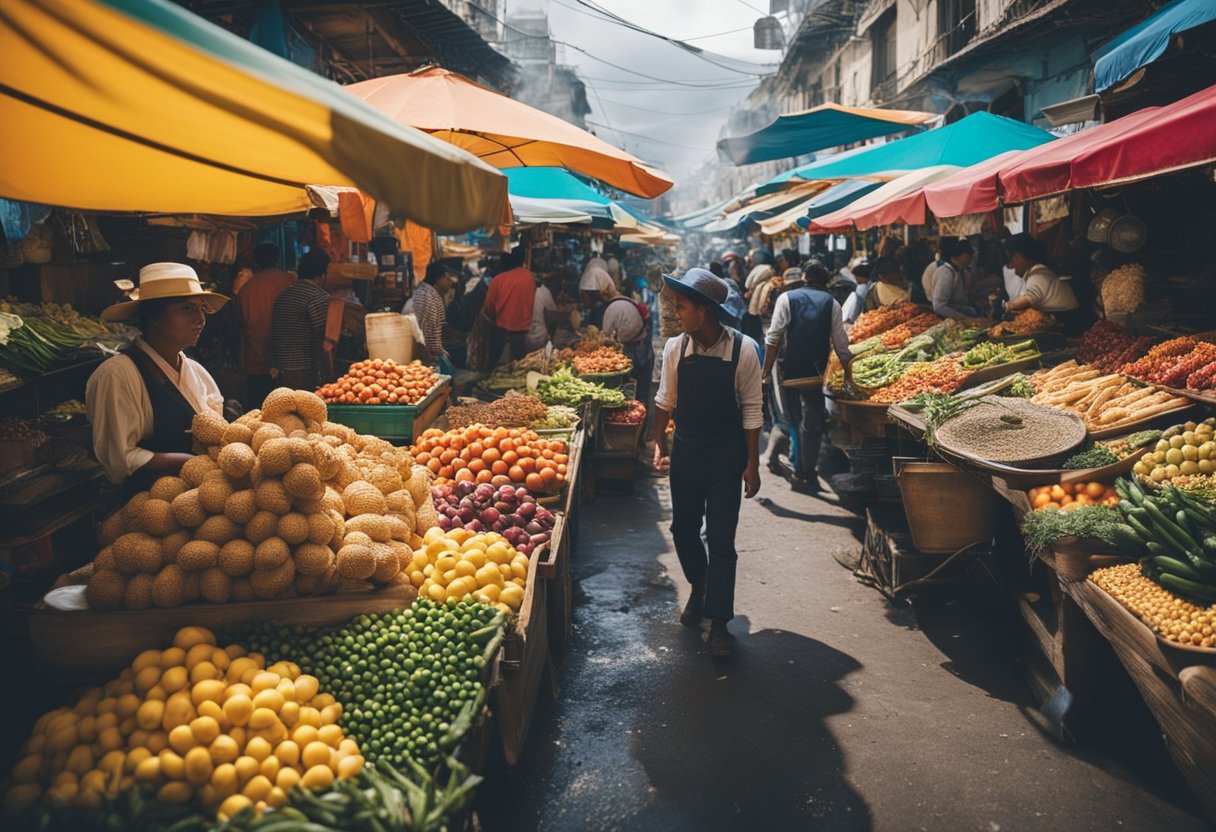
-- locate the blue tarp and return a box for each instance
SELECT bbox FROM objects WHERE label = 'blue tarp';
[1094,0,1216,93]
[717,104,933,166]
[758,112,1054,195]
[795,180,884,228]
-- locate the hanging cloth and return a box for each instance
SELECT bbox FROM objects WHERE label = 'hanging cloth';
[337,191,376,243]
[394,220,433,283]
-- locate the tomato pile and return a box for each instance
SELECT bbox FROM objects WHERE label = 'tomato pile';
[412,425,568,492]
[316,359,438,405]
[604,400,647,425]
[878,312,940,349]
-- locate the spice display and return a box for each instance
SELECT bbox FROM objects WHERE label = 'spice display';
[900,391,978,444]
[1027,481,1120,510]
[84,389,436,610]
[535,367,626,407]
[877,312,940,349]
[1091,562,1216,649]
[412,425,568,491]
[1114,477,1216,607]
[316,359,438,406]
[868,359,968,404]
[240,598,503,786]
[960,339,1039,370]
[848,301,925,343]
[1019,504,1138,553]
[1132,418,1216,483]
[1106,430,1163,457]
[1100,263,1146,317]
[932,396,1085,463]
[1030,361,1190,432]
[0,626,363,820]
[1077,321,1153,372]
[604,400,647,425]
[989,308,1050,337]
[429,481,555,554]
[1061,446,1120,469]
[1188,362,1216,391]
[529,405,580,430]
[571,347,631,375]
[1121,337,1216,388]
[445,395,548,429]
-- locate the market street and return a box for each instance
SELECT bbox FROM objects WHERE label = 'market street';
[480,472,1210,831]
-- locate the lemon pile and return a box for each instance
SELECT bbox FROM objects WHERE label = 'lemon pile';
[1,627,362,820]
[405,528,529,614]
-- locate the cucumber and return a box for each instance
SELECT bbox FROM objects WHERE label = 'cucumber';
[1157,572,1216,602]
[1177,509,1198,539]
[1110,524,1147,555]
[1204,536,1216,556]
[1144,499,1202,554]
[1126,514,1156,543]
[1145,540,1167,556]
[1126,477,1147,507]
[1183,507,1215,532]
[1152,555,1210,582]
[1115,479,1130,501]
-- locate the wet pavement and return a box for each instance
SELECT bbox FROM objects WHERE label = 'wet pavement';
[477,472,1211,832]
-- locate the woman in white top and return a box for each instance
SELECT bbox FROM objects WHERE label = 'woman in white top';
[86,263,227,492]
[1004,233,1081,331]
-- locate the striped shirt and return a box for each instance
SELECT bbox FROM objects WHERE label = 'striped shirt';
[410,282,447,359]
[270,281,329,372]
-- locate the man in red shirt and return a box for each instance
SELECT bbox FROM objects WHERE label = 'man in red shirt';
[482,249,537,365]
[236,242,295,407]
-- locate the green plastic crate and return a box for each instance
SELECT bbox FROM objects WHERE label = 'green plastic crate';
[325,379,448,443]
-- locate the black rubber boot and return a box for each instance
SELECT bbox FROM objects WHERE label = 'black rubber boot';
[707,621,735,657]
[680,583,705,627]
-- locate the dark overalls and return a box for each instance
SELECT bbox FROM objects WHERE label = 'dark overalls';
[777,286,833,482]
[669,330,746,623]
[122,346,197,497]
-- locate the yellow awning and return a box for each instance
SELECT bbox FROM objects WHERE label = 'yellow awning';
[0,0,508,230]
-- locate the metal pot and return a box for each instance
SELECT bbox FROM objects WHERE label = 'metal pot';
[1086,208,1121,243]
[1108,214,1148,253]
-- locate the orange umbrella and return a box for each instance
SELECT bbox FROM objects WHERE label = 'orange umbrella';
[346,66,673,199]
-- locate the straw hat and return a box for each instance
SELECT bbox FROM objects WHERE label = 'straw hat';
[101,263,229,322]
[663,268,744,325]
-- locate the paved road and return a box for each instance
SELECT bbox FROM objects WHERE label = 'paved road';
[477,472,1210,832]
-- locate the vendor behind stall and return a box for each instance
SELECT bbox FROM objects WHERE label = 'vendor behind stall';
[863,258,911,310]
[1004,233,1081,331]
[86,263,227,492]
[599,278,655,406]
[931,237,979,319]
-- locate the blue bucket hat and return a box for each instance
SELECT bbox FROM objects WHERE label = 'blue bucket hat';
[663,268,743,326]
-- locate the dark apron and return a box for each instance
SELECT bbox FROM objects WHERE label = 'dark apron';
[671,331,745,467]
[123,347,197,496]
[668,329,747,622]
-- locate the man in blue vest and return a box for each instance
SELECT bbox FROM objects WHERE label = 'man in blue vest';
[761,260,853,494]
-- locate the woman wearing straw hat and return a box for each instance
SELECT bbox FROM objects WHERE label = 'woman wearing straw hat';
[652,268,763,658]
[86,263,227,492]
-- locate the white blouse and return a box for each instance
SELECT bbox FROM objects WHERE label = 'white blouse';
[86,337,223,484]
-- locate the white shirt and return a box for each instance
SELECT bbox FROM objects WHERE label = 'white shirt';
[525,284,557,353]
[765,289,853,367]
[1002,266,1025,300]
[601,296,646,344]
[580,258,613,292]
[654,328,763,430]
[86,337,223,484]
[1016,264,1078,313]
[921,260,939,299]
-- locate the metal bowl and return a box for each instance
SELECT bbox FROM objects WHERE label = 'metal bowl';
[1108,214,1148,253]
[1086,208,1121,243]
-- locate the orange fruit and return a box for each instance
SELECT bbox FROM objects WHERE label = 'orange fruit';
[468,459,486,473]
[491,461,509,476]
[508,465,525,482]
[476,470,494,484]
[502,450,519,466]
[482,448,501,464]
[491,475,511,487]
[525,473,545,491]
[540,467,557,484]
[519,457,536,474]
[454,469,475,483]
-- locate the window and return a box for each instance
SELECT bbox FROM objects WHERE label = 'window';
[938,0,977,57]
[870,7,897,91]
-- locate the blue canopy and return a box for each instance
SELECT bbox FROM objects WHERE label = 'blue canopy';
[758,112,1054,195]
[717,103,935,166]
[795,180,884,228]
[503,167,612,204]
[1094,0,1216,93]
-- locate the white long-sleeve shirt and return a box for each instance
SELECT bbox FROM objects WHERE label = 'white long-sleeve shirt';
[765,290,853,367]
[86,337,223,484]
[654,328,763,430]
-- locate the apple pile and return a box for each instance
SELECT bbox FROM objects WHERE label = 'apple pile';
[430,481,556,555]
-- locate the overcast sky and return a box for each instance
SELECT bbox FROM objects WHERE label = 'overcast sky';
[511,0,783,178]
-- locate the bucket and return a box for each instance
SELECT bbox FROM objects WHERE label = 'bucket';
[894,458,998,554]
[364,312,416,364]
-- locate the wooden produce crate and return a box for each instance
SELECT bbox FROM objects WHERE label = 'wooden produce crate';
[28,579,417,679]
[597,420,644,454]
[539,512,572,665]
[492,540,549,766]
[856,505,973,598]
